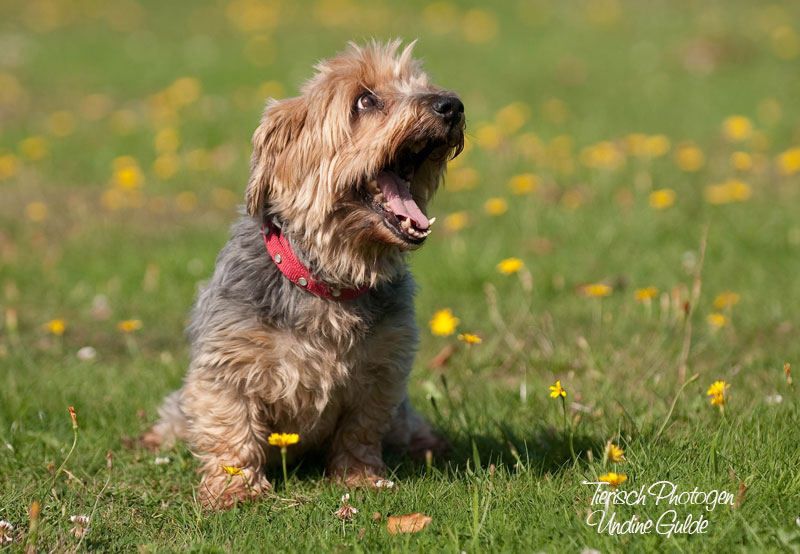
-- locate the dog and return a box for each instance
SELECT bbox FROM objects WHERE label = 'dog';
[143,40,465,509]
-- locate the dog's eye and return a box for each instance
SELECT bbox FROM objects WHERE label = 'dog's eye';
[356,92,379,111]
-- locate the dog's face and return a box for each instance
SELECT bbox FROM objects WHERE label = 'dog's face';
[246,41,465,266]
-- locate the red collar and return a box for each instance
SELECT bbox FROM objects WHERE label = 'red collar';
[261,221,369,300]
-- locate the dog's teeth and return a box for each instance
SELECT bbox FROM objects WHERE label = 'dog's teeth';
[367,179,379,194]
[428,217,436,226]
[401,218,411,230]
[375,193,385,203]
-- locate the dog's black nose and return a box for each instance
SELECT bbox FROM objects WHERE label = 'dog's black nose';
[431,95,464,122]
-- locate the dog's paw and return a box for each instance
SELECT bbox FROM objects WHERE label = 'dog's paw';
[197,469,272,511]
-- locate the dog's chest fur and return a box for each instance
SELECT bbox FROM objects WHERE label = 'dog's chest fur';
[185,217,418,442]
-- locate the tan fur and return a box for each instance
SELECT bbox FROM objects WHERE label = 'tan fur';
[145,40,464,509]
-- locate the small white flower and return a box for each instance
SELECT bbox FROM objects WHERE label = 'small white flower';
[77,346,97,361]
[341,493,350,504]
[154,456,170,465]
[765,394,783,405]
[335,504,358,520]
[374,479,394,489]
[69,515,90,538]
[0,520,14,544]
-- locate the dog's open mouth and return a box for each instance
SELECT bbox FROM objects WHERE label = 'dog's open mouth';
[361,139,444,245]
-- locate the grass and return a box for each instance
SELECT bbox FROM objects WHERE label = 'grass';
[2,0,800,551]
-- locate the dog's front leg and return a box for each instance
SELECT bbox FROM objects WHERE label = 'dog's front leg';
[326,392,400,487]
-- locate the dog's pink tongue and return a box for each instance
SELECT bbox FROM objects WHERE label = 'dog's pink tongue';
[377,171,429,230]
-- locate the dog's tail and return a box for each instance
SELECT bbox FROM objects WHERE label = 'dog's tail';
[140,389,189,451]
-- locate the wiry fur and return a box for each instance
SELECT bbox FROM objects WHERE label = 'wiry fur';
[143,41,465,509]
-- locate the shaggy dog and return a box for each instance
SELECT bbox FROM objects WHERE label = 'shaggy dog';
[143,40,465,509]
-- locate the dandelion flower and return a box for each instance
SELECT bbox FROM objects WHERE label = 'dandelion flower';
[457,333,482,344]
[25,201,48,222]
[599,472,627,488]
[221,465,244,476]
[509,173,539,195]
[0,520,13,544]
[443,211,468,232]
[730,151,753,171]
[707,381,730,401]
[268,433,300,448]
[707,313,727,329]
[634,287,658,301]
[497,257,524,275]
[582,284,612,297]
[44,319,66,336]
[69,515,90,538]
[648,188,675,210]
[117,319,142,332]
[429,309,459,336]
[484,197,508,216]
[675,143,705,172]
[549,380,566,398]
[713,292,740,310]
[604,441,626,463]
[722,116,753,142]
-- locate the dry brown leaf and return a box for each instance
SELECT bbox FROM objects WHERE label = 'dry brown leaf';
[428,344,456,369]
[386,513,432,534]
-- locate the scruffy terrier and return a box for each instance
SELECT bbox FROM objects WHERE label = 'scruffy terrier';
[143,40,465,509]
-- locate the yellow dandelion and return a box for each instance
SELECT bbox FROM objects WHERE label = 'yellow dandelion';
[705,179,751,205]
[444,211,468,232]
[25,201,48,222]
[268,433,299,449]
[508,173,539,195]
[730,151,752,171]
[548,380,566,398]
[475,123,502,150]
[484,197,508,216]
[674,143,705,172]
[713,292,740,310]
[447,167,479,191]
[462,9,499,44]
[599,472,627,488]
[706,380,730,407]
[153,154,180,180]
[634,287,658,301]
[776,147,800,176]
[771,25,799,60]
[722,116,753,142]
[457,333,482,344]
[497,257,524,275]
[44,319,66,336]
[494,102,529,134]
[19,136,48,160]
[582,284,612,297]
[154,127,180,153]
[580,141,625,170]
[648,188,675,210]
[176,191,197,212]
[0,153,18,180]
[643,134,671,157]
[48,110,77,137]
[707,313,727,329]
[429,309,459,336]
[221,465,244,476]
[117,319,143,333]
[604,441,626,463]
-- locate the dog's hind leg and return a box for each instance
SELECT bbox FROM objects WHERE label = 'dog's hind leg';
[384,395,450,459]
[140,389,189,451]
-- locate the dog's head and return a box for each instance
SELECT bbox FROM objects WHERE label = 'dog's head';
[246,40,465,287]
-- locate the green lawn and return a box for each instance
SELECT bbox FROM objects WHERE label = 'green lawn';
[2,0,800,551]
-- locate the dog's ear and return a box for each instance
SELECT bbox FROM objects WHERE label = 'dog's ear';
[246,97,307,217]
